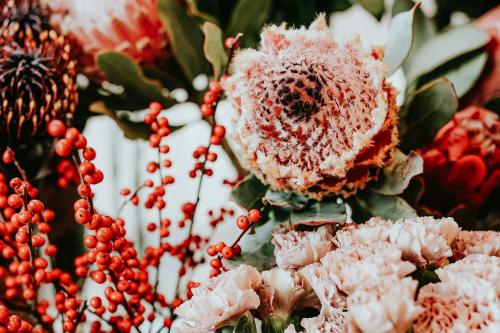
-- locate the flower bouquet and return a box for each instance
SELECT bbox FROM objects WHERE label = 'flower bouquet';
[0,0,498,332]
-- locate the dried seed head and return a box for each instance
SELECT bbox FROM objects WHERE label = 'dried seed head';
[0,32,78,143]
[223,15,399,199]
[0,0,51,43]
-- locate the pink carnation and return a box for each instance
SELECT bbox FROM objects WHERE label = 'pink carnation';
[436,254,500,296]
[258,268,319,318]
[272,226,334,269]
[300,242,415,308]
[346,276,421,333]
[414,277,500,332]
[223,15,399,199]
[452,230,500,259]
[174,265,262,330]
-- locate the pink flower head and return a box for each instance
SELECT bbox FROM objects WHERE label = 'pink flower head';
[436,254,500,296]
[414,276,500,332]
[223,15,399,199]
[301,307,346,333]
[174,265,262,330]
[258,268,319,318]
[346,276,421,333]
[335,216,460,267]
[272,226,334,269]
[300,242,415,308]
[47,0,167,68]
[452,230,500,259]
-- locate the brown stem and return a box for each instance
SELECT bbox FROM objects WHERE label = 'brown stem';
[6,146,28,182]
[71,151,95,214]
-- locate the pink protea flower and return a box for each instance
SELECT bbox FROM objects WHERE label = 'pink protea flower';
[334,216,460,267]
[257,268,319,319]
[300,242,415,308]
[272,226,334,269]
[346,276,421,333]
[174,265,262,330]
[419,106,499,216]
[451,230,500,259]
[223,15,399,199]
[414,277,500,332]
[46,0,167,68]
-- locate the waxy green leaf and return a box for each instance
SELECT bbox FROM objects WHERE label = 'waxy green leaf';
[97,52,174,111]
[372,150,424,195]
[203,22,228,80]
[157,0,209,81]
[230,175,268,210]
[400,78,458,151]
[384,3,419,76]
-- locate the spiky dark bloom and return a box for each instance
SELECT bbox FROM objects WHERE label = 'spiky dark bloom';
[0,0,51,43]
[0,31,78,142]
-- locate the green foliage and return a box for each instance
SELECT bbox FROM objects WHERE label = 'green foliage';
[371,150,424,196]
[96,52,175,111]
[399,78,458,151]
[227,0,273,47]
[230,175,268,210]
[355,0,385,20]
[290,199,346,226]
[384,3,419,76]
[203,22,228,80]
[233,312,257,333]
[349,189,417,222]
[405,25,490,85]
[157,0,209,81]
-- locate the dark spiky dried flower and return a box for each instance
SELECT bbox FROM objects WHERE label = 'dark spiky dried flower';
[1,0,51,43]
[0,31,78,142]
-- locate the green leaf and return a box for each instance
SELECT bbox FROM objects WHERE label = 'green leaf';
[157,0,208,81]
[420,51,488,97]
[97,52,174,111]
[356,0,385,20]
[227,217,275,270]
[233,312,257,333]
[405,25,490,83]
[400,78,458,151]
[350,189,417,222]
[227,0,273,40]
[262,315,290,333]
[203,22,228,80]
[263,190,309,209]
[291,199,347,226]
[227,208,290,270]
[371,150,423,195]
[230,175,268,210]
[384,3,419,76]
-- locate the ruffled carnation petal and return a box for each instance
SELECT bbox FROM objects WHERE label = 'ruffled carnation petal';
[174,265,262,330]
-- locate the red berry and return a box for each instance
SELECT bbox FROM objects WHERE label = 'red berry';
[248,209,261,223]
[47,120,66,137]
[221,247,234,259]
[236,215,249,230]
[2,149,14,164]
[54,139,72,157]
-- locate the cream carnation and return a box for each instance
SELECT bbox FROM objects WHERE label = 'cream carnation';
[414,277,500,332]
[223,15,399,199]
[452,230,500,259]
[337,216,460,267]
[273,226,334,269]
[301,307,346,333]
[345,276,421,333]
[436,254,500,296]
[258,268,319,318]
[300,242,415,308]
[174,265,262,330]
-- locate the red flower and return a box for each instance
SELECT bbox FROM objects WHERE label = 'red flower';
[419,106,499,215]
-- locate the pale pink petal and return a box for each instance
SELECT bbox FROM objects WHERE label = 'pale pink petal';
[273,226,334,269]
[175,265,262,329]
[452,230,500,259]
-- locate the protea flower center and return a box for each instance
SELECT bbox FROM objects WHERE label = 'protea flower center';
[0,0,51,42]
[223,15,399,199]
[0,32,78,142]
